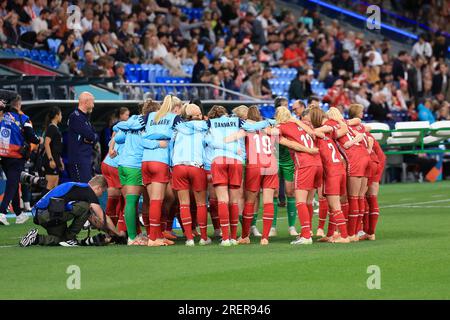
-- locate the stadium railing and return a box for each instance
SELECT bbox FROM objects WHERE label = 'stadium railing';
[115,82,273,104]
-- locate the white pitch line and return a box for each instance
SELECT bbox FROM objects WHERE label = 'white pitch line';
[380,199,450,209]
[0,245,16,248]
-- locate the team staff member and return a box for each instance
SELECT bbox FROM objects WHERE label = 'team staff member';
[19,175,122,247]
[42,107,64,194]
[0,94,41,226]
[67,92,98,183]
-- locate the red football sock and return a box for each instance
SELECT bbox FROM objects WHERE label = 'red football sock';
[341,201,349,222]
[218,201,230,240]
[229,203,239,240]
[149,199,163,241]
[209,198,220,230]
[368,195,380,235]
[318,198,328,229]
[262,203,274,240]
[180,204,193,240]
[347,196,359,236]
[191,205,198,231]
[106,196,120,226]
[363,197,370,234]
[241,202,254,238]
[332,210,348,238]
[197,204,208,240]
[307,203,313,230]
[356,197,365,234]
[326,213,336,237]
[296,202,311,239]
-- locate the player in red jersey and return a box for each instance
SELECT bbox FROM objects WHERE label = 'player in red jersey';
[227,106,279,245]
[275,107,321,245]
[309,107,350,243]
[349,104,386,240]
[326,107,370,242]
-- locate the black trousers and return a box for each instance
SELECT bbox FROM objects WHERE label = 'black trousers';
[0,157,25,216]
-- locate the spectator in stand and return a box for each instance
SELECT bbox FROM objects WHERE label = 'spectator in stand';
[368,92,391,122]
[332,49,354,78]
[433,34,447,60]
[31,7,48,33]
[81,50,102,77]
[353,83,370,110]
[241,70,271,100]
[407,100,418,121]
[288,68,312,101]
[0,17,7,45]
[192,51,209,83]
[392,51,409,83]
[312,34,334,79]
[282,40,306,69]
[3,11,20,46]
[411,34,433,59]
[164,41,189,77]
[407,56,425,103]
[81,8,94,33]
[58,31,79,62]
[261,67,273,98]
[84,32,103,61]
[417,98,436,123]
[50,6,67,39]
[432,63,449,97]
[437,101,450,121]
[144,34,168,65]
[322,79,351,109]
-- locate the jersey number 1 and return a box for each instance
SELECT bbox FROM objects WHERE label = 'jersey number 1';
[253,134,272,155]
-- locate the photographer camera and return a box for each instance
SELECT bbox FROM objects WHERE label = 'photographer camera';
[0,92,42,226]
[20,175,126,247]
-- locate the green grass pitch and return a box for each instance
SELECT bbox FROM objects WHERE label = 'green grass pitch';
[0,181,449,300]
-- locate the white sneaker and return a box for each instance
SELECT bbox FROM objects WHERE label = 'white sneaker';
[290,237,313,245]
[199,237,212,246]
[20,228,38,247]
[288,226,298,236]
[250,225,262,237]
[213,229,222,238]
[0,213,10,226]
[357,230,366,238]
[15,212,29,225]
[219,239,231,247]
[230,239,238,246]
[185,239,195,247]
[59,239,79,247]
[269,227,277,237]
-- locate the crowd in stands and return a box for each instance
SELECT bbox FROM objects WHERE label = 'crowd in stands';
[0,0,448,124]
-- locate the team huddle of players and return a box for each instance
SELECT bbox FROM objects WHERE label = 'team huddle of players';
[101,94,386,247]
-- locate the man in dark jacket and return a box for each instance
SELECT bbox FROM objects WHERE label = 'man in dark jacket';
[331,49,354,77]
[192,52,209,83]
[288,68,312,100]
[392,51,408,82]
[67,92,98,183]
